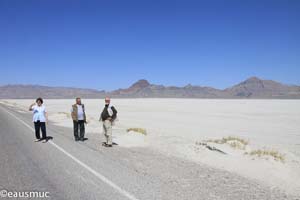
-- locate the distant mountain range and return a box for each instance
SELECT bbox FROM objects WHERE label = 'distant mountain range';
[1,77,300,99]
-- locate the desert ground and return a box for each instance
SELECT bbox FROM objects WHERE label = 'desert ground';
[1,99,300,196]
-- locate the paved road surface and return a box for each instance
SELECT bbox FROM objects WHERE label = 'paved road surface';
[0,104,298,200]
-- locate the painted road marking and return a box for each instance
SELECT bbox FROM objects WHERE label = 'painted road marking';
[1,106,139,200]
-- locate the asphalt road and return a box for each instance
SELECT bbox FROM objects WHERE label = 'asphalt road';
[0,104,298,200]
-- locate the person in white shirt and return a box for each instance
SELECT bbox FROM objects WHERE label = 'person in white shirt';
[29,97,48,142]
[71,97,87,141]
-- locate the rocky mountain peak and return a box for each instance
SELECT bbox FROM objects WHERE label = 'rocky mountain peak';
[242,76,262,84]
[129,79,150,90]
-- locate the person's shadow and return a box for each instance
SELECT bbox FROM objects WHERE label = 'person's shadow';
[102,142,118,146]
[42,136,54,143]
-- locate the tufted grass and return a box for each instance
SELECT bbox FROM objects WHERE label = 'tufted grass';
[245,149,285,162]
[126,128,147,135]
[204,136,249,150]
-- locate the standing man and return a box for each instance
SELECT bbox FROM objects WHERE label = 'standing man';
[71,97,87,141]
[100,97,117,147]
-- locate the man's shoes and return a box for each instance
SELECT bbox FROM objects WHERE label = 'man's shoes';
[102,142,107,146]
[80,138,84,142]
[34,139,41,142]
[75,138,79,141]
[102,142,113,147]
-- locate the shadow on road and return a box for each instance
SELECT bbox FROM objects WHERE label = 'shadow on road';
[41,136,54,143]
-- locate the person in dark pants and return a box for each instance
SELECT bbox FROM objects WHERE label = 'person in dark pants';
[29,97,48,142]
[71,97,87,141]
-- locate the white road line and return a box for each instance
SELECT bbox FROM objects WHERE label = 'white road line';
[1,106,139,200]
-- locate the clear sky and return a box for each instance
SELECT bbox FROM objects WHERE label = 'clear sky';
[0,0,299,90]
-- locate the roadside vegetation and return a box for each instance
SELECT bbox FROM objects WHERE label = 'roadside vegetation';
[204,136,249,150]
[245,149,285,162]
[127,128,147,135]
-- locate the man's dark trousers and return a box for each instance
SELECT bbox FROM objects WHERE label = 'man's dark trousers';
[73,120,85,140]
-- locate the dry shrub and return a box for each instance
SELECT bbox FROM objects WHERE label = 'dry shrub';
[205,136,249,150]
[126,128,147,135]
[245,149,285,162]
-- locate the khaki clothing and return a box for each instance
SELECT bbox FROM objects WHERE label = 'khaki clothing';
[71,104,86,122]
[103,120,112,145]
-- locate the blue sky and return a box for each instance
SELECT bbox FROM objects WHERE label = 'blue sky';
[0,0,299,90]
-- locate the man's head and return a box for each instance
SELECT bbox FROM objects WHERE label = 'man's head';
[105,97,110,105]
[36,97,43,106]
[76,97,81,105]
